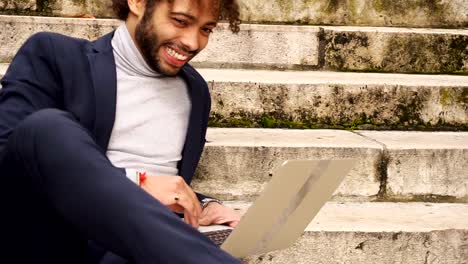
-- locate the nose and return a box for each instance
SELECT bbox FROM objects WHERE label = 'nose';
[180,28,201,53]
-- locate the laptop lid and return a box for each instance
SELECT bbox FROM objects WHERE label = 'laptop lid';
[221,159,356,258]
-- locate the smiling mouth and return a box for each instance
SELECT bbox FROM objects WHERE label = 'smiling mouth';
[166,46,189,61]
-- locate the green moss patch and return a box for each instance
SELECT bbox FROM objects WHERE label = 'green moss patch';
[324,29,468,74]
[208,113,468,131]
[379,194,468,203]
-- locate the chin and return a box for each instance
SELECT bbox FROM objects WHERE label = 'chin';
[151,57,182,76]
[159,63,183,76]
[160,68,180,77]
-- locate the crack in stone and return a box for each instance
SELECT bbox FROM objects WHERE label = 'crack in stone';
[423,234,431,248]
[424,251,430,264]
[355,240,369,250]
[352,131,389,200]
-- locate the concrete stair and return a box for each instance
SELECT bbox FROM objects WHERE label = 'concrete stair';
[224,201,468,264]
[193,128,468,203]
[1,0,467,28]
[0,63,7,78]
[2,65,467,130]
[1,15,467,74]
[199,69,468,130]
[1,1,467,263]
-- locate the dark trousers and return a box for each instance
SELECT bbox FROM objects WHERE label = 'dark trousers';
[0,109,240,264]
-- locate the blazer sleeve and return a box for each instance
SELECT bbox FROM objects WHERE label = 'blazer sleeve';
[0,33,61,153]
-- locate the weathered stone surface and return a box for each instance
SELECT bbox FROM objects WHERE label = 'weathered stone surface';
[0,16,119,63]
[0,0,36,12]
[224,202,468,233]
[2,65,466,130]
[194,129,468,202]
[199,69,468,130]
[1,15,467,73]
[193,128,383,201]
[50,0,114,18]
[2,0,467,28]
[243,230,468,264]
[0,16,320,69]
[238,0,468,28]
[0,0,113,17]
[322,26,468,74]
[224,202,468,264]
[359,131,468,201]
[0,63,7,79]
[191,23,320,69]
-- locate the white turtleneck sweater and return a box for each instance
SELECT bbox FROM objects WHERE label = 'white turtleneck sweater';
[107,24,191,177]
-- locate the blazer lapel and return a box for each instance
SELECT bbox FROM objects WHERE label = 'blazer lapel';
[178,66,204,182]
[87,32,117,152]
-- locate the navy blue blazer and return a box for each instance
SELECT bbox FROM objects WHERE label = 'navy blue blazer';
[0,31,211,199]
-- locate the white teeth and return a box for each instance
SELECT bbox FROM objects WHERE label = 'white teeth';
[166,47,188,61]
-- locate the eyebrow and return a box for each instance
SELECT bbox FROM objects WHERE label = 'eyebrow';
[170,12,218,27]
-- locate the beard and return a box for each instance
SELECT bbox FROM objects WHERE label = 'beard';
[134,9,166,75]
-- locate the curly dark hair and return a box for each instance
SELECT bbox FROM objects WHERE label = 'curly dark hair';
[112,0,241,33]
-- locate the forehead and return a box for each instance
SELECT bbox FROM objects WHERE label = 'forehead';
[168,0,220,19]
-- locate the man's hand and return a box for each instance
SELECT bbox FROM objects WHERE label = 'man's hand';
[199,202,241,227]
[141,176,202,228]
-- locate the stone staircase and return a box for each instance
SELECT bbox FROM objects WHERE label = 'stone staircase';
[1,0,467,263]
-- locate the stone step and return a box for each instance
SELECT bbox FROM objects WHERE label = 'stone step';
[192,128,468,203]
[198,69,468,130]
[0,0,113,18]
[0,15,467,74]
[1,0,467,29]
[223,201,468,264]
[0,63,7,78]
[2,65,466,130]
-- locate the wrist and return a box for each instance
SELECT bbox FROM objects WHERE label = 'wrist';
[200,198,222,209]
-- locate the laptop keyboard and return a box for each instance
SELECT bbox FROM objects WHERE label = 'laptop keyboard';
[203,229,233,246]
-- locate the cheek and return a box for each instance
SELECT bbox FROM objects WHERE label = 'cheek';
[198,35,210,50]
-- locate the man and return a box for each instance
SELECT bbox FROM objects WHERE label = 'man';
[0,0,242,263]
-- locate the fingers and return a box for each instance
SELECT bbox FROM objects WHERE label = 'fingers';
[175,193,200,228]
[199,203,242,227]
[172,177,201,228]
[141,175,202,228]
[168,204,184,214]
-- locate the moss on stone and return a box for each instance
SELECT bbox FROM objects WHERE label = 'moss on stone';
[71,0,87,6]
[385,34,468,74]
[439,89,453,107]
[439,87,468,107]
[394,92,426,126]
[35,0,58,15]
[460,88,468,104]
[324,30,468,74]
[275,0,294,19]
[373,0,447,18]
[233,0,465,28]
[379,194,467,203]
[208,112,468,131]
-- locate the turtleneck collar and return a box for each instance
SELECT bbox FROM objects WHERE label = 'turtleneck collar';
[111,24,161,78]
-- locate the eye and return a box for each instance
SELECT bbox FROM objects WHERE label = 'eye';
[203,28,214,34]
[173,18,188,26]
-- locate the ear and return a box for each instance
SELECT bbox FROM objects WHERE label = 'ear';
[127,0,146,18]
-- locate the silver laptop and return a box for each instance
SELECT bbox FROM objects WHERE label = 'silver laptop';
[199,159,357,258]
